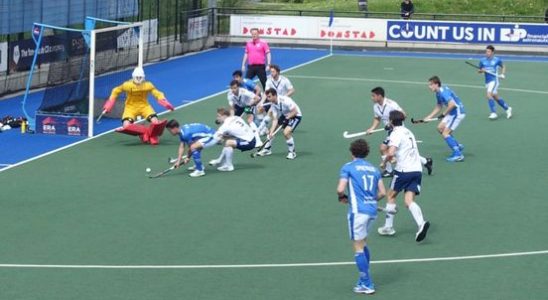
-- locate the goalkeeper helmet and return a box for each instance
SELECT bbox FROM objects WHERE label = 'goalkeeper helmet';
[132,67,145,84]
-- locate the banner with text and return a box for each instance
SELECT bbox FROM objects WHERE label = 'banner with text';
[387,20,548,45]
[230,15,387,41]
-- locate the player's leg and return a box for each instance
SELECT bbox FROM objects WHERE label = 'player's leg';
[283,117,301,159]
[246,110,262,146]
[492,86,512,119]
[378,175,399,236]
[146,112,167,145]
[348,214,375,294]
[116,107,150,143]
[257,67,267,91]
[400,172,430,241]
[440,115,465,162]
[187,138,215,177]
[379,141,393,177]
[218,140,236,171]
[257,102,272,136]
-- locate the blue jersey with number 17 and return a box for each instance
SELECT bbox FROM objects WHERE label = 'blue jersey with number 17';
[339,159,381,216]
[179,123,215,144]
[479,57,503,84]
[436,86,466,115]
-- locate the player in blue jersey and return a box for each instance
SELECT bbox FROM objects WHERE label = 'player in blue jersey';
[478,45,512,120]
[422,76,466,162]
[166,119,217,177]
[337,139,386,295]
[232,70,261,96]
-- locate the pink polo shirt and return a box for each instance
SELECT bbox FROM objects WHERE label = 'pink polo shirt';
[245,39,270,65]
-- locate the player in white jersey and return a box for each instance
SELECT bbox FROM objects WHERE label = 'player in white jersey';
[365,87,433,177]
[258,64,295,135]
[256,88,302,159]
[377,110,430,242]
[227,80,262,146]
[209,107,258,171]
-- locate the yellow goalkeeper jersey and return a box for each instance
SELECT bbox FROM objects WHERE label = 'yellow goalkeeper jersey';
[109,80,165,108]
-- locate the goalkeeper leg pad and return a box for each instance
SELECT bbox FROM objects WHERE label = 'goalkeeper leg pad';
[147,120,167,145]
[115,124,149,143]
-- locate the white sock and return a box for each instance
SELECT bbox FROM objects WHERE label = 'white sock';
[224,147,234,167]
[264,137,273,150]
[216,148,226,162]
[384,203,397,228]
[249,122,261,141]
[420,156,427,165]
[286,137,295,153]
[258,115,271,133]
[408,202,425,227]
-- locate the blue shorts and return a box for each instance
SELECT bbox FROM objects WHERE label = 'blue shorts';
[280,116,302,131]
[236,137,256,152]
[390,171,422,195]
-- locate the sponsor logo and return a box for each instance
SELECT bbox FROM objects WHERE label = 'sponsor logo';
[500,26,527,42]
[42,117,56,134]
[243,27,297,37]
[67,118,82,136]
[320,30,376,39]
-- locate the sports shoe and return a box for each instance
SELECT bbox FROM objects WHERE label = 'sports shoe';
[488,112,498,120]
[256,148,272,157]
[415,221,430,242]
[506,107,512,119]
[381,170,394,178]
[286,152,297,160]
[353,282,375,295]
[189,169,205,177]
[254,139,264,148]
[217,165,234,172]
[187,165,196,171]
[424,157,433,175]
[446,153,464,162]
[377,226,396,236]
[209,158,222,166]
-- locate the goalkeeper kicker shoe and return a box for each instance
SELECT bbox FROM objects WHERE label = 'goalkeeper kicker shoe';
[377,226,396,236]
[189,170,205,177]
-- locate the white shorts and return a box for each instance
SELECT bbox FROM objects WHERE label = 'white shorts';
[486,80,499,94]
[197,136,217,149]
[347,213,376,241]
[441,113,465,131]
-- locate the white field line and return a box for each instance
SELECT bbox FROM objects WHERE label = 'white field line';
[289,74,548,95]
[0,54,332,174]
[0,250,546,269]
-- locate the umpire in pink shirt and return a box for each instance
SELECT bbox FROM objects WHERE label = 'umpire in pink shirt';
[241,28,271,90]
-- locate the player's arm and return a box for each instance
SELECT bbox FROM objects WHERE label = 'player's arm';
[336,178,349,204]
[103,82,126,113]
[366,116,381,134]
[150,84,174,111]
[241,52,248,72]
[268,110,279,137]
[441,99,457,117]
[424,103,442,120]
[381,145,397,169]
[174,142,188,168]
[286,80,295,97]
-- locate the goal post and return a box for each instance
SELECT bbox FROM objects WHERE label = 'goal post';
[21,18,143,137]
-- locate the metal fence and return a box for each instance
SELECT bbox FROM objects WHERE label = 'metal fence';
[1,4,545,97]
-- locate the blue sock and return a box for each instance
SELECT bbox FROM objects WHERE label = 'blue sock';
[363,246,370,262]
[444,136,462,155]
[191,150,203,171]
[488,99,496,113]
[354,252,371,285]
[496,98,509,110]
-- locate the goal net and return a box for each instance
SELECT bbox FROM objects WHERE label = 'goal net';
[23,17,143,136]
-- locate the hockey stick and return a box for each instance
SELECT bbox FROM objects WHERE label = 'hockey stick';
[343,128,384,139]
[96,110,107,124]
[464,61,505,79]
[411,117,439,124]
[148,165,176,179]
[250,125,283,158]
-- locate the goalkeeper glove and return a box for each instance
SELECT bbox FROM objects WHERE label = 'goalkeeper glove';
[102,97,116,113]
[158,99,175,111]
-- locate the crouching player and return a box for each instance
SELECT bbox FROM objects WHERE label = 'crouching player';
[337,139,386,295]
[208,108,259,172]
[166,119,217,178]
[103,67,175,145]
[256,88,302,159]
